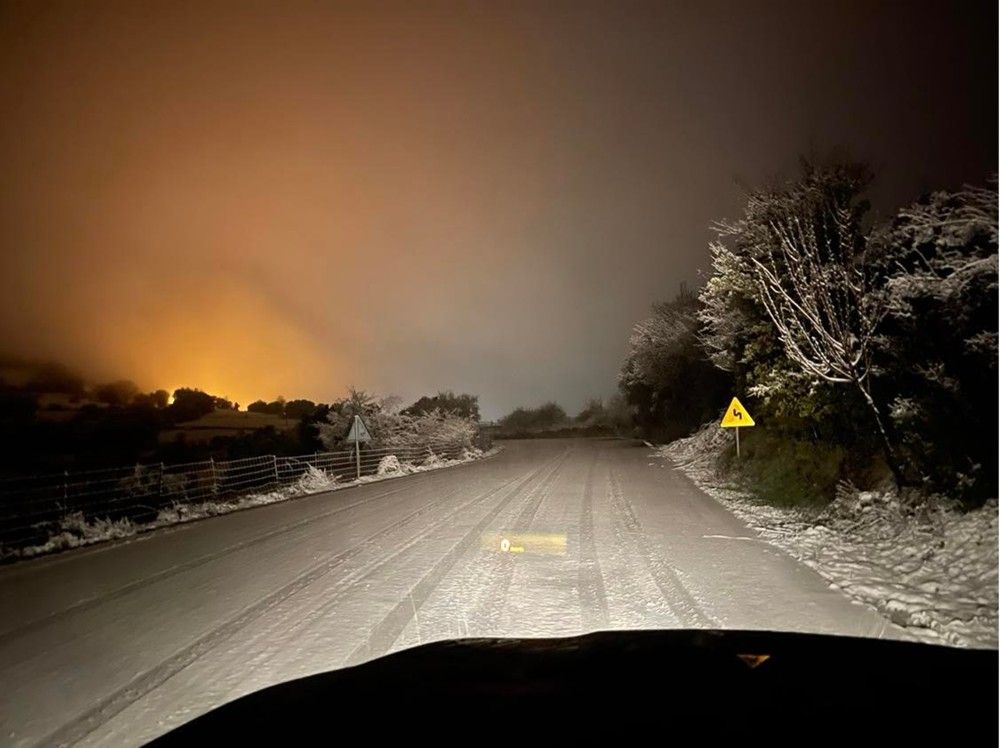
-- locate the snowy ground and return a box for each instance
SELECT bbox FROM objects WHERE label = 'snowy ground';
[0,438,898,746]
[6,446,499,561]
[659,425,998,649]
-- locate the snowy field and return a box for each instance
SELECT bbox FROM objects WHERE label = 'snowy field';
[659,426,998,648]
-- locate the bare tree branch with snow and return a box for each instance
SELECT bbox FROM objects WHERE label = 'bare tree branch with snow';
[713,163,905,483]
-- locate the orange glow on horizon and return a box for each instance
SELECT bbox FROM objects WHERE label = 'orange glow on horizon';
[1,2,992,421]
[111,283,351,408]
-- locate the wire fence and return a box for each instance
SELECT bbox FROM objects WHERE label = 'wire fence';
[0,440,481,553]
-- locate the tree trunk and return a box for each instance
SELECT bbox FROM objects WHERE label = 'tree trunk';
[854,378,906,486]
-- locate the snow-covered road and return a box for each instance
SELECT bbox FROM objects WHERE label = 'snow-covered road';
[0,438,899,745]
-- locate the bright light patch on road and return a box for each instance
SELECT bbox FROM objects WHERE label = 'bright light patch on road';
[481,532,567,556]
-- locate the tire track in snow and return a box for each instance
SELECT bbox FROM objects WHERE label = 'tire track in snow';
[607,467,716,628]
[232,452,569,672]
[466,446,571,631]
[0,471,466,645]
[42,459,554,748]
[578,450,610,631]
[345,449,572,667]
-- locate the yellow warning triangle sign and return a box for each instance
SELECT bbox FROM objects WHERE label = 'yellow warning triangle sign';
[720,397,755,428]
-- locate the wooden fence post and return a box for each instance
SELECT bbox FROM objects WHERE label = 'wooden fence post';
[209,457,218,495]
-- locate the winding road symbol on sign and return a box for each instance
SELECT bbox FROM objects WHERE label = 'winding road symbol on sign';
[720,397,755,428]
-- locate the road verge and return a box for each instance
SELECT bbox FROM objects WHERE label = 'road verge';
[656,424,997,649]
[3,446,503,563]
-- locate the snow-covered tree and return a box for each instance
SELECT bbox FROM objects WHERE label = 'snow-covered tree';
[619,286,729,438]
[698,239,762,375]
[699,231,821,418]
[316,387,379,448]
[710,162,905,482]
[870,183,998,501]
[496,403,568,433]
[404,391,480,421]
[573,395,633,433]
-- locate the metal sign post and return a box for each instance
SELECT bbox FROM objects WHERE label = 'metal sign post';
[354,415,361,480]
[345,413,372,480]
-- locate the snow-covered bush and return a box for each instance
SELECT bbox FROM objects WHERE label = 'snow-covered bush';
[15,512,136,558]
[870,184,998,503]
[118,464,160,498]
[295,465,339,493]
[377,455,403,475]
[317,388,478,451]
[403,409,476,447]
[160,473,189,501]
[421,451,445,468]
[60,512,135,541]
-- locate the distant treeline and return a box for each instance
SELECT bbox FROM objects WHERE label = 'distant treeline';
[0,365,483,476]
[487,397,631,439]
[619,160,997,506]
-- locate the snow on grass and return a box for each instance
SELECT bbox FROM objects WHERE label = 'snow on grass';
[660,424,998,649]
[377,455,405,475]
[355,446,494,484]
[5,447,500,561]
[154,466,342,526]
[8,512,138,558]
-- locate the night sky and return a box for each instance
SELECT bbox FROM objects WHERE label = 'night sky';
[1,0,995,418]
